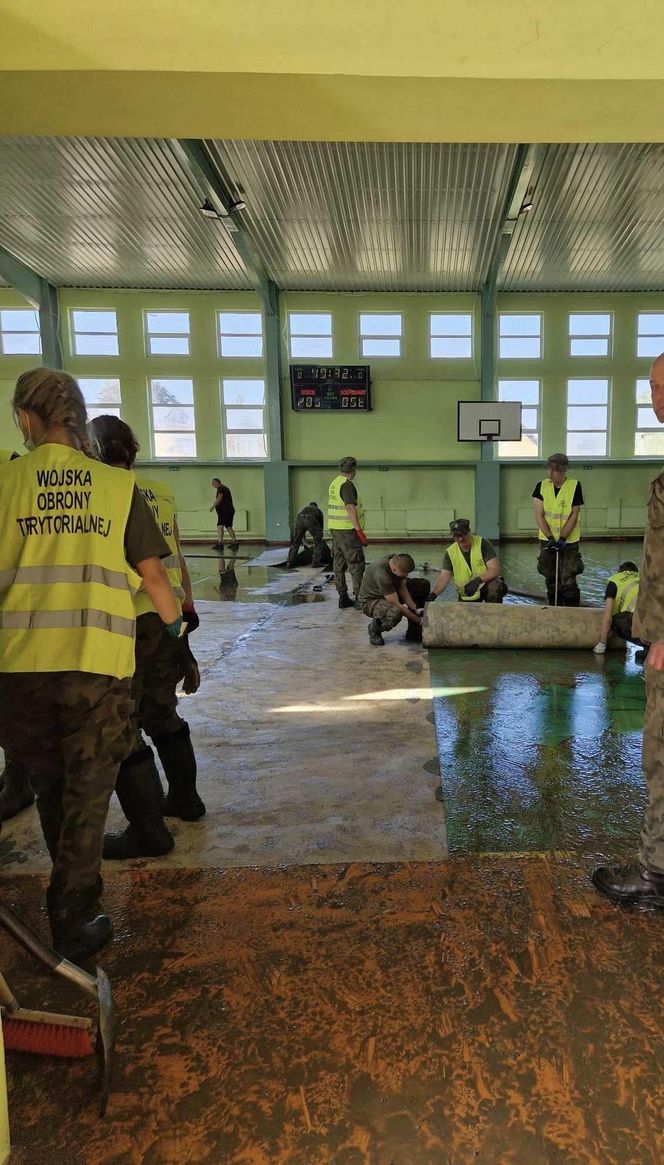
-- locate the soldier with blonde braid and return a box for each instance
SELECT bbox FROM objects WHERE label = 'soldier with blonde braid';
[0,367,181,961]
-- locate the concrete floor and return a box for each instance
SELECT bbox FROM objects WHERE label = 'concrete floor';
[1,540,662,1165]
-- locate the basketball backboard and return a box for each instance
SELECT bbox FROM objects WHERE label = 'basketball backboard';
[457,400,522,442]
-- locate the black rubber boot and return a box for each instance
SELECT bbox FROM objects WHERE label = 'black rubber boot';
[46,884,113,962]
[103,746,174,859]
[155,724,206,821]
[368,618,385,646]
[0,757,35,821]
[338,594,354,609]
[405,620,423,643]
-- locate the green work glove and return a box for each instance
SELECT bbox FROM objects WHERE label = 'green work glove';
[165,616,184,638]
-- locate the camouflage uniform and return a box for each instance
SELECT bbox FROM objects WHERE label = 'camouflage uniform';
[286,506,326,569]
[362,577,431,630]
[332,530,366,598]
[537,543,584,606]
[0,672,133,894]
[131,612,186,745]
[633,469,664,874]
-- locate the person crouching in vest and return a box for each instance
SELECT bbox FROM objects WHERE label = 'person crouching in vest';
[327,456,367,609]
[427,519,508,604]
[533,453,584,606]
[593,561,647,655]
[0,368,182,962]
[90,416,206,863]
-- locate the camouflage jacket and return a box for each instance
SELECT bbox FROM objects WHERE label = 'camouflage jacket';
[633,469,664,644]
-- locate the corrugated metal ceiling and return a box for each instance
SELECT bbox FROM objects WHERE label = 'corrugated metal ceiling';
[1,137,664,293]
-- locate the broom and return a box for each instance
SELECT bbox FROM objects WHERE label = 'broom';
[0,970,96,1058]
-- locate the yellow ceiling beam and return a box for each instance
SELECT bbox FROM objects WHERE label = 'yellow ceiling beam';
[2,1,664,141]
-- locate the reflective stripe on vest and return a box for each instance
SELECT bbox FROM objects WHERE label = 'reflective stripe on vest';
[0,444,138,678]
[448,536,487,601]
[538,478,581,543]
[0,609,135,636]
[327,474,364,530]
[134,475,184,617]
[0,564,132,590]
[608,570,640,615]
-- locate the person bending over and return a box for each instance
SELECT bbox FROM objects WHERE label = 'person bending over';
[428,519,507,604]
[593,561,646,655]
[359,553,429,646]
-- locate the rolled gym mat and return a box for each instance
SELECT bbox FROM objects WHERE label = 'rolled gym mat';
[423,603,625,650]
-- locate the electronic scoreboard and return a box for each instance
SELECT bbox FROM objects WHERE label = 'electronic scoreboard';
[290,365,372,411]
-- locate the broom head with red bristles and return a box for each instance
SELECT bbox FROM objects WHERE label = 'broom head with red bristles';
[2,1007,96,1058]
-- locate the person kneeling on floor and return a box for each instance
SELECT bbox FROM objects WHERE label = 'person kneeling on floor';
[427,519,507,604]
[593,561,648,657]
[358,553,429,646]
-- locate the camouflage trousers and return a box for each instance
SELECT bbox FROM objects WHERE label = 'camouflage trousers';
[332,529,366,597]
[611,611,646,648]
[537,543,584,606]
[362,578,431,631]
[130,612,188,753]
[0,672,134,895]
[286,515,325,568]
[640,663,664,873]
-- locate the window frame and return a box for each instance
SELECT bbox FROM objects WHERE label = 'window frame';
[148,377,197,460]
[496,378,541,459]
[288,311,333,360]
[498,312,543,360]
[77,377,123,421]
[358,312,403,359]
[566,377,610,458]
[568,311,612,358]
[144,310,191,357]
[0,308,42,356]
[636,311,664,359]
[429,312,473,360]
[634,377,664,456]
[220,377,268,461]
[218,310,264,359]
[70,309,120,358]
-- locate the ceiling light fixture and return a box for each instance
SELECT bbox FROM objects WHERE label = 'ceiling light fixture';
[229,199,247,212]
[199,199,220,219]
[520,196,534,213]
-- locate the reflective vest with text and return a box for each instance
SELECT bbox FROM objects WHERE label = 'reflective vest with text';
[608,570,640,615]
[0,444,139,678]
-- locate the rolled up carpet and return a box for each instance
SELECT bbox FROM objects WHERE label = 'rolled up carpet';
[423,603,625,650]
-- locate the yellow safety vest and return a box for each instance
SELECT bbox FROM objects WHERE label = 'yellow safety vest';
[608,570,640,615]
[538,478,581,543]
[0,444,139,678]
[448,536,487,601]
[134,474,184,617]
[327,474,364,531]
[0,450,18,464]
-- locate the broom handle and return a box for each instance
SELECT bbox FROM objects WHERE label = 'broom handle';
[0,904,97,1000]
[0,971,19,1013]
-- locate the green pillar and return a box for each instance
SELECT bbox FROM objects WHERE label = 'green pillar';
[476,285,500,540]
[39,281,64,369]
[264,281,290,542]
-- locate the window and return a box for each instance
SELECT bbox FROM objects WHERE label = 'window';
[634,378,664,456]
[221,379,267,459]
[430,313,472,359]
[569,312,612,357]
[289,313,332,359]
[78,378,122,420]
[150,379,196,458]
[637,312,664,359]
[497,380,540,458]
[218,312,263,358]
[71,310,119,356]
[145,311,190,356]
[498,313,542,359]
[0,309,41,355]
[359,313,402,358]
[566,379,609,457]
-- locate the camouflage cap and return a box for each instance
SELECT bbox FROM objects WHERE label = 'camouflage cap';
[449,518,471,535]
